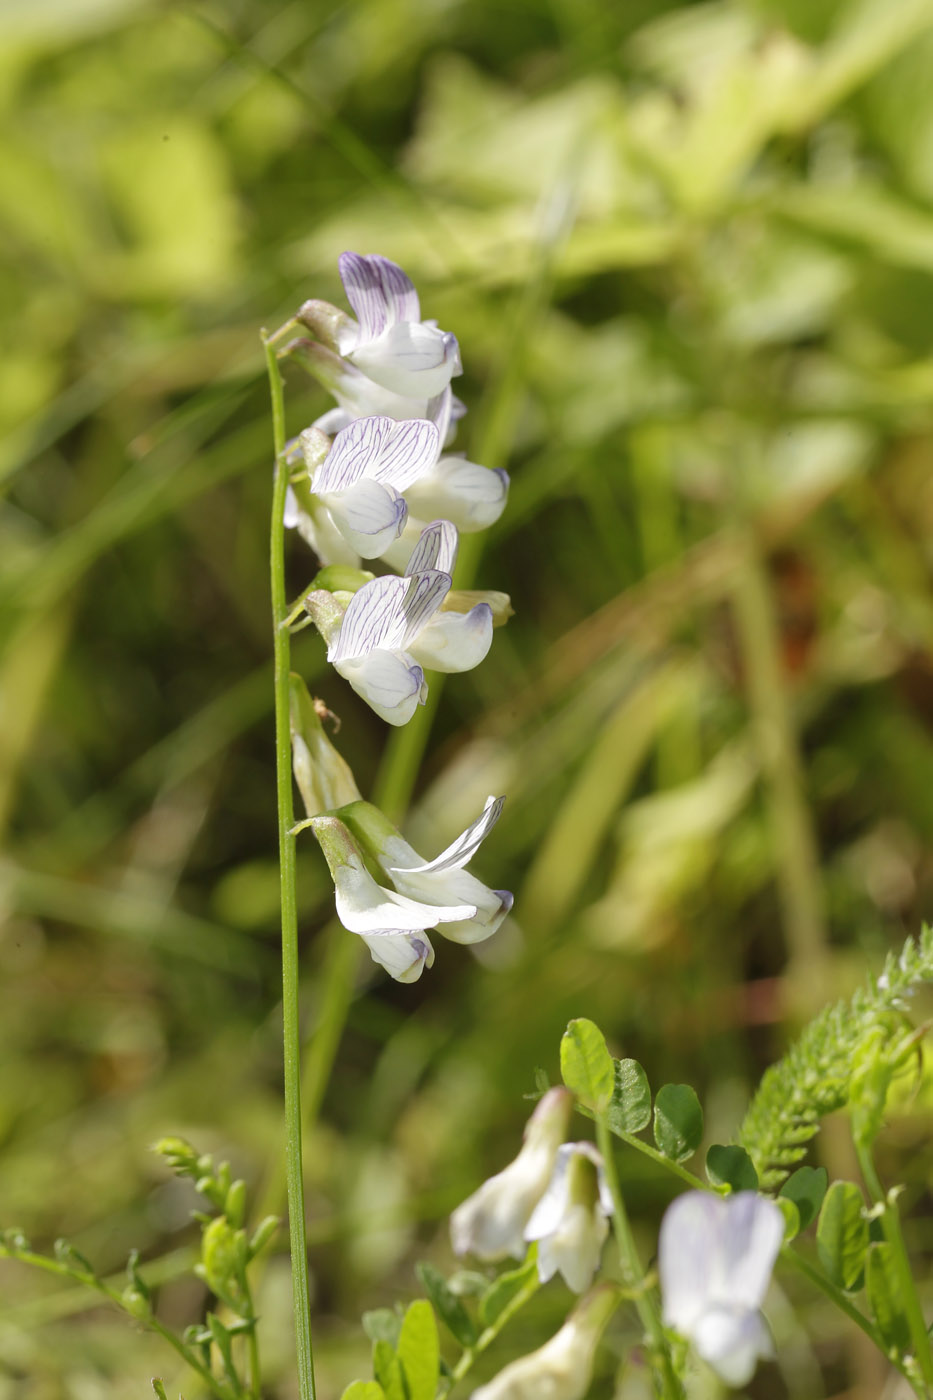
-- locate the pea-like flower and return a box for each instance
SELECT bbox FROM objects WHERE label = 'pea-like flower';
[469,1285,618,1400]
[340,792,512,946]
[321,520,495,725]
[659,1191,784,1388]
[451,1088,573,1262]
[287,415,438,562]
[333,251,462,399]
[524,1143,613,1294]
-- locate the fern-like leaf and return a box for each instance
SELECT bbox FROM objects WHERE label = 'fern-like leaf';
[739,927,933,1190]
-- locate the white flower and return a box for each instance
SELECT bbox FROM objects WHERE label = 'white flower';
[340,793,512,946]
[335,251,462,399]
[326,521,494,725]
[310,814,481,983]
[469,1285,618,1400]
[524,1143,613,1294]
[659,1191,784,1388]
[301,415,439,560]
[451,1088,572,1261]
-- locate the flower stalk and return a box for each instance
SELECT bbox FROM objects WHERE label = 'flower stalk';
[263,328,317,1400]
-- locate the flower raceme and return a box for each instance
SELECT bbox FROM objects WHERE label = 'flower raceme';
[305,520,499,726]
[469,1285,619,1400]
[451,1088,573,1261]
[308,792,512,982]
[658,1191,784,1388]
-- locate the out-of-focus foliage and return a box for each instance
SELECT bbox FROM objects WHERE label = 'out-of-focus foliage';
[1,0,932,1395]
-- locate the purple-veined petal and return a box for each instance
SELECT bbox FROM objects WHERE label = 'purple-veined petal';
[398,569,450,647]
[375,255,421,324]
[338,251,391,341]
[407,601,493,673]
[393,795,505,874]
[368,418,440,490]
[404,519,459,577]
[314,416,392,493]
[349,321,461,399]
[357,928,435,983]
[323,479,407,558]
[405,459,510,532]
[333,648,426,726]
[329,575,410,663]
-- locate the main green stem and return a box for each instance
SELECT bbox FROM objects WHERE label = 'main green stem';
[264,332,317,1400]
[595,1116,684,1400]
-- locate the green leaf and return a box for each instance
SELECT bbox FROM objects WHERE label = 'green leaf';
[372,1341,406,1400]
[560,1018,614,1112]
[416,1263,478,1348]
[607,1058,651,1134]
[653,1084,703,1162]
[397,1300,440,1400]
[779,1166,828,1231]
[340,1386,387,1400]
[363,1309,402,1347]
[479,1248,537,1330]
[817,1181,869,1292]
[776,1196,801,1242]
[705,1144,758,1193]
[865,1242,912,1356]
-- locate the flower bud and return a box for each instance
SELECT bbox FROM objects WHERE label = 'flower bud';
[451,1088,573,1261]
[470,1284,618,1400]
[289,675,362,819]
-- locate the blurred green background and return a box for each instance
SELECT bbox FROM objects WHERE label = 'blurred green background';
[2,0,933,1395]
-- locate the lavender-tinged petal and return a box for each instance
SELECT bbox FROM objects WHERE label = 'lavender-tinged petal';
[405,459,510,533]
[434,888,512,945]
[313,416,392,493]
[398,569,450,647]
[404,519,459,578]
[369,418,440,490]
[323,479,407,559]
[334,649,426,727]
[524,1145,574,1242]
[718,1194,784,1310]
[660,1193,724,1334]
[357,928,435,983]
[392,795,505,875]
[374,255,421,325]
[406,602,493,673]
[349,322,462,399]
[338,250,390,342]
[329,575,410,663]
[693,1307,774,1388]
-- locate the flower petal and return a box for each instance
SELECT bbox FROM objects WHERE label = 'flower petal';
[357,928,435,983]
[313,416,391,492]
[334,648,426,726]
[329,575,410,662]
[332,854,475,933]
[391,794,505,874]
[437,888,512,944]
[323,479,407,558]
[405,459,510,532]
[693,1306,774,1387]
[350,321,461,399]
[660,1192,723,1333]
[398,569,450,648]
[368,419,440,491]
[404,519,459,577]
[407,602,493,673]
[717,1193,784,1310]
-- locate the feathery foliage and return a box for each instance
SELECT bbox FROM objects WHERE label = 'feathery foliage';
[739,928,933,1190]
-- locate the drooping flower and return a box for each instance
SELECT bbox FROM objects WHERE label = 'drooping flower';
[319,520,494,725]
[333,251,462,399]
[524,1143,613,1294]
[451,1088,573,1261]
[310,814,479,983]
[469,1285,619,1400]
[339,792,512,945]
[659,1191,784,1388]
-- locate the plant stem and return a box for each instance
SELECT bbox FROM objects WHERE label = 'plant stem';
[595,1116,685,1400]
[443,1272,540,1395]
[263,330,317,1400]
[857,1142,933,1393]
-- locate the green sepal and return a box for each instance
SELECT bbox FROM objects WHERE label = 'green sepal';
[312,565,375,595]
[653,1084,703,1163]
[416,1262,478,1348]
[817,1181,869,1292]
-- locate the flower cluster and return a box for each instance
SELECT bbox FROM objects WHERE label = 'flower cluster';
[278,254,512,982]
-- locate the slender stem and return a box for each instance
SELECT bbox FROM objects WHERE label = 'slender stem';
[857,1142,933,1392]
[263,330,317,1400]
[595,1116,684,1400]
[442,1272,540,1396]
